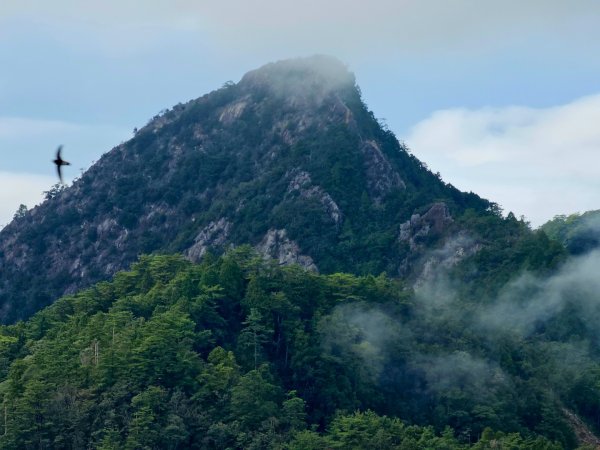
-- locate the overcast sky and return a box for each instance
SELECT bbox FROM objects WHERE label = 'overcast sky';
[1,1,600,227]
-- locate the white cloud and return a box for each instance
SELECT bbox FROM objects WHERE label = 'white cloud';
[406,93,600,226]
[0,171,54,229]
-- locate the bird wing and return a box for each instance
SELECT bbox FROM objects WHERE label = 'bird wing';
[56,164,63,184]
[56,145,63,160]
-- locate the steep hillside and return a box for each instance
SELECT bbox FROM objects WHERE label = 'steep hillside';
[0,56,543,323]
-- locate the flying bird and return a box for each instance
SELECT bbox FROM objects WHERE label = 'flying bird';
[53,145,70,184]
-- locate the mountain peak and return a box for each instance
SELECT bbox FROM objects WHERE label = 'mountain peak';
[0,56,493,323]
[239,55,356,97]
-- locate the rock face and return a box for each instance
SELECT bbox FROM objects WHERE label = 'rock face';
[361,140,405,201]
[397,202,482,281]
[287,169,342,227]
[218,98,249,125]
[414,232,482,286]
[0,55,493,323]
[186,218,232,262]
[399,202,453,251]
[256,229,318,272]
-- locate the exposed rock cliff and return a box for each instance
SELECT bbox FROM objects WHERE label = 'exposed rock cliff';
[186,218,232,262]
[256,229,318,272]
[399,202,453,251]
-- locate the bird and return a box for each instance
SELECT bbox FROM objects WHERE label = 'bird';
[53,145,70,184]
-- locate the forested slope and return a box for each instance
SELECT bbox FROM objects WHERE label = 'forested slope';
[0,250,597,449]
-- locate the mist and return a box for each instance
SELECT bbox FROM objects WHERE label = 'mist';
[476,250,600,337]
[318,302,409,380]
[316,226,600,429]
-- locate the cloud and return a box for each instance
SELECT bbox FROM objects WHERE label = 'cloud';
[414,351,509,401]
[1,1,599,58]
[407,233,600,396]
[0,171,54,229]
[406,93,600,226]
[413,231,600,343]
[319,302,408,380]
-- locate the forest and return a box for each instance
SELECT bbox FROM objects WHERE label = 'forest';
[1,247,598,449]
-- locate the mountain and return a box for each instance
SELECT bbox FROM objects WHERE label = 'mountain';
[0,56,552,323]
[1,56,597,449]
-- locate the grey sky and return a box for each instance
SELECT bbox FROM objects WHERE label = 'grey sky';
[1,0,600,226]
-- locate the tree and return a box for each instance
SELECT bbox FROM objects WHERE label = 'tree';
[281,390,307,433]
[194,347,240,417]
[124,386,167,449]
[230,367,281,430]
[130,309,199,388]
[12,204,27,221]
[237,308,272,370]
[43,183,65,200]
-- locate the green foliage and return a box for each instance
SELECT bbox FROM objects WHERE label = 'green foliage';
[0,252,590,448]
[288,411,466,449]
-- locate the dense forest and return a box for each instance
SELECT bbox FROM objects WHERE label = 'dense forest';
[1,246,598,449]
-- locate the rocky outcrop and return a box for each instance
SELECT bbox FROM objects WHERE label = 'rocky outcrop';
[186,218,232,262]
[399,202,453,251]
[415,232,482,286]
[361,140,405,201]
[219,98,249,125]
[562,408,600,448]
[287,169,343,227]
[256,229,318,272]
[398,202,481,283]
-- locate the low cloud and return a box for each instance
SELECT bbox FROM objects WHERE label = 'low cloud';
[413,226,600,341]
[319,302,408,380]
[414,351,509,401]
[406,234,600,400]
[479,248,600,338]
[406,94,600,226]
